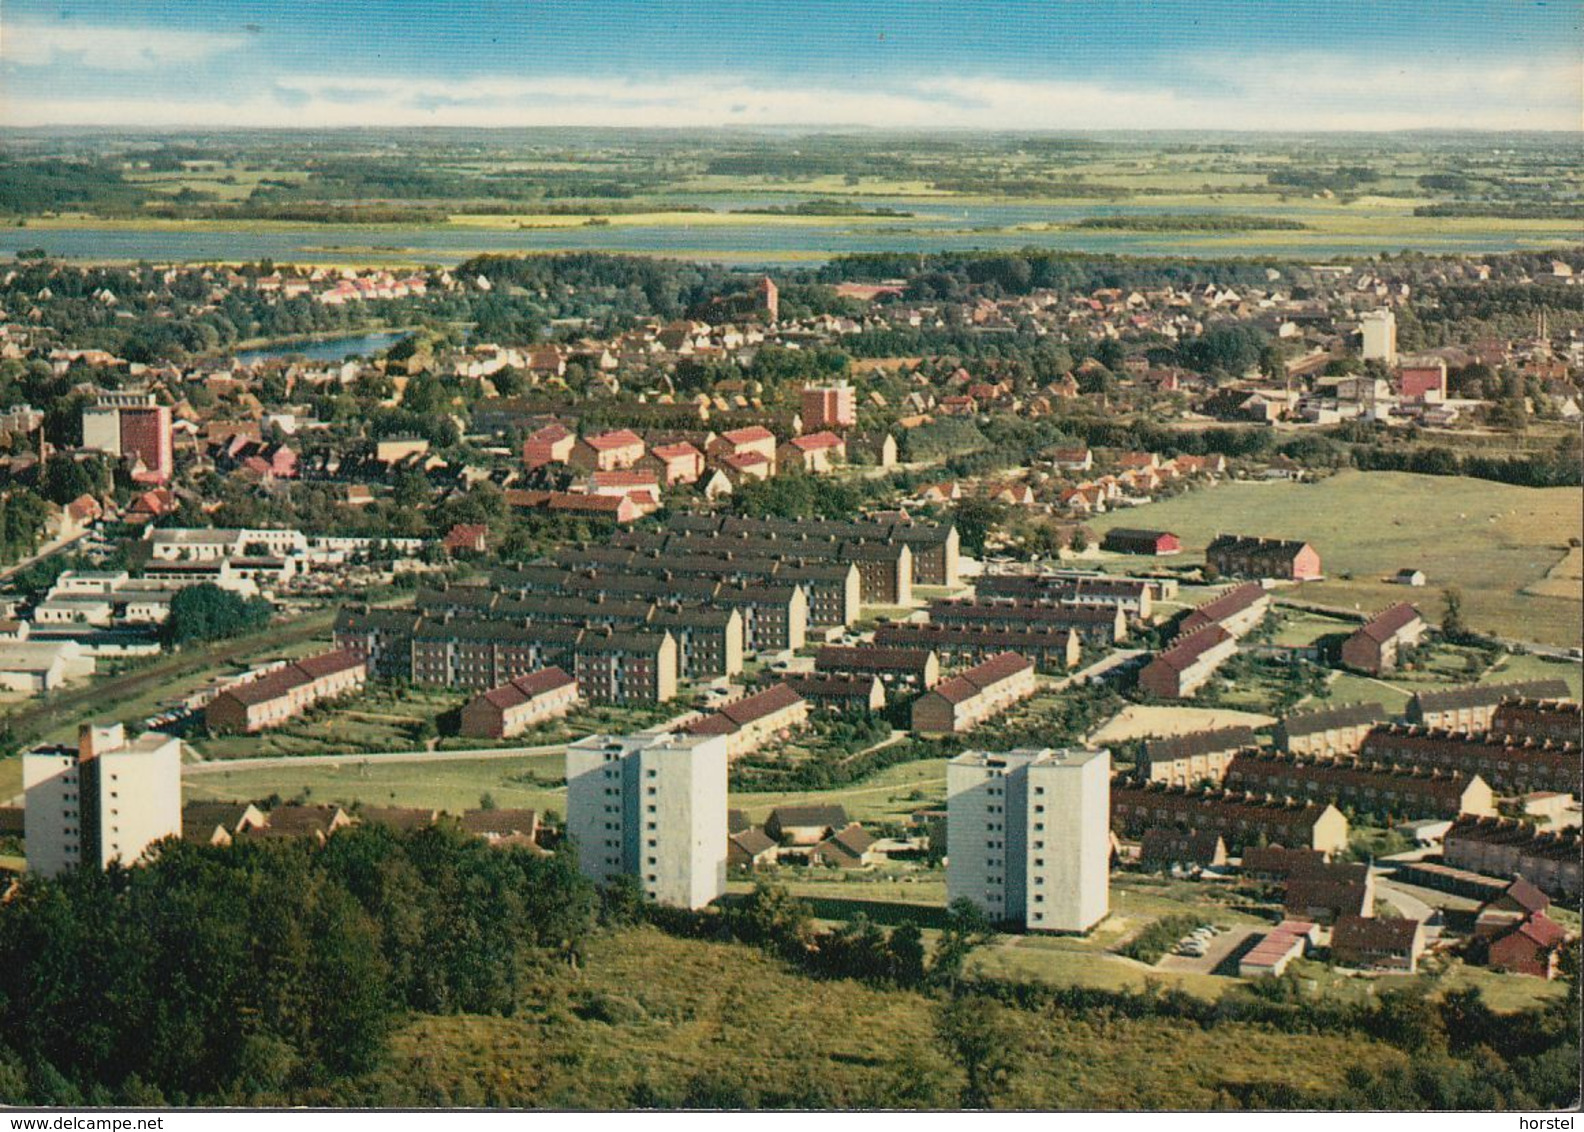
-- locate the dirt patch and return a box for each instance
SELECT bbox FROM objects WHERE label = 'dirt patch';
[1089,703,1276,744]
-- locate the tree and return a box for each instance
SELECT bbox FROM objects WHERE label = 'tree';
[163,583,271,645]
[953,498,1006,558]
[1440,586,1467,640]
[934,994,1022,1109]
[928,898,997,989]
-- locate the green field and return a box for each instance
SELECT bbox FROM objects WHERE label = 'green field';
[182,749,952,826]
[183,752,568,815]
[1089,470,1584,647]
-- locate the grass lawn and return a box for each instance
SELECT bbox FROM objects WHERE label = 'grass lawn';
[1087,471,1583,647]
[730,758,949,826]
[183,752,568,815]
[183,747,948,825]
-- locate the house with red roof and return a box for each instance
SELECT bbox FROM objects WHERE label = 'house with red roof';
[641,441,705,485]
[910,651,1036,735]
[709,425,778,471]
[443,524,490,554]
[569,429,646,471]
[522,422,575,469]
[778,431,847,474]
[687,682,810,760]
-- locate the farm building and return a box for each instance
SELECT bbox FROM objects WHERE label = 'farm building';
[1101,528,1181,556]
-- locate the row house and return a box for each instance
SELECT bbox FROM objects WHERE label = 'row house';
[815,645,940,694]
[974,574,1154,620]
[928,599,1125,647]
[1490,698,1583,746]
[1137,625,1237,700]
[910,651,1037,735]
[458,667,581,740]
[687,683,810,761]
[1358,725,1581,797]
[782,674,887,715]
[1340,603,1427,675]
[1178,581,1270,639]
[1442,817,1581,900]
[1275,702,1388,757]
[1224,751,1496,821]
[1109,781,1350,854]
[1205,534,1322,581]
[1138,726,1257,786]
[205,650,367,734]
[1408,680,1574,732]
[873,621,1081,673]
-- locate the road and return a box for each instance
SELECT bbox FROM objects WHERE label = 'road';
[1372,876,1441,937]
[1052,648,1148,691]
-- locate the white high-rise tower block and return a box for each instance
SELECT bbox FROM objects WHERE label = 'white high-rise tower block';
[947,746,1110,933]
[566,732,728,910]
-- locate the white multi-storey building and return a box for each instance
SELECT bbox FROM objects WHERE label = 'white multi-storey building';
[1360,309,1398,365]
[23,722,182,878]
[566,732,728,909]
[947,746,1110,933]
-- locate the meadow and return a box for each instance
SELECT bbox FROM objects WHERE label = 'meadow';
[1088,470,1584,647]
[362,925,1421,1109]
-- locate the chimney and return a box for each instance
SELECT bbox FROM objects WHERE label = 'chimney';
[78,722,124,761]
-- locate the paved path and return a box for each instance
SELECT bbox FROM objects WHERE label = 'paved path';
[0,531,87,582]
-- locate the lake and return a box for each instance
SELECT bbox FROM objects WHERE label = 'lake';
[233,331,406,365]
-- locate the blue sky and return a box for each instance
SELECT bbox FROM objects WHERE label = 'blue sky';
[3,0,1579,129]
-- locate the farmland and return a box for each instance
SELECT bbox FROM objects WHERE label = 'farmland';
[5,131,1580,265]
[1088,470,1584,647]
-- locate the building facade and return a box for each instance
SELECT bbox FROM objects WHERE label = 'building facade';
[946,746,1111,933]
[23,723,181,878]
[566,732,729,909]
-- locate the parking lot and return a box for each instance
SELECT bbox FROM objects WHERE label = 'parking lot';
[1155,925,1264,977]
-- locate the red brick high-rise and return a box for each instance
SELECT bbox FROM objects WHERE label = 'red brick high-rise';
[801,381,857,429]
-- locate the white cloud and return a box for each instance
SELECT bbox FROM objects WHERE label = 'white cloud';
[2,51,1578,129]
[3,21,248,71]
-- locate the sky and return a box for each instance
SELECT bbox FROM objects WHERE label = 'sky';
[2,0,1579,131]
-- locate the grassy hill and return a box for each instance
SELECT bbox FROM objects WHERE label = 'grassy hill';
[1087,470,1582,647]
[352,925,1414,1109]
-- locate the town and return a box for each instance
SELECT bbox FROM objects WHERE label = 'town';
[0,84,1580,1113]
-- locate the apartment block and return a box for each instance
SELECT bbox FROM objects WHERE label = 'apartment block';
[23,723,181,878]
[566,732,729,909]
[947,746,1111,933]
